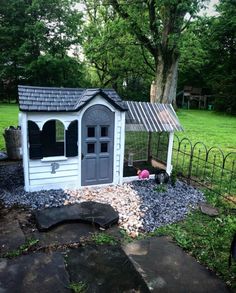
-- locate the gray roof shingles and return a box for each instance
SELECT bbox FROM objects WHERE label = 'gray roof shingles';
[18,85,183,132]
[18,85,127,112]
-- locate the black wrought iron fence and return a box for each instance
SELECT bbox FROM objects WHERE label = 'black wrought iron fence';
[124,132,235,197]
[172,134,236,197]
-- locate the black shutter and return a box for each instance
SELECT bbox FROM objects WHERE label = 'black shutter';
[41,120,56,157]
[66,120,78,157]
[28,121,43,159]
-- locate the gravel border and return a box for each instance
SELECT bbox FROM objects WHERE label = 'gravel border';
[0,163,205,236]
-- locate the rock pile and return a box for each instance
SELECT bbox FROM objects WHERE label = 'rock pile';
[0,177,205,236]
[65,180,205,236]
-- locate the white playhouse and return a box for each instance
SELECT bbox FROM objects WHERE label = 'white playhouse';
[18,85,182,192]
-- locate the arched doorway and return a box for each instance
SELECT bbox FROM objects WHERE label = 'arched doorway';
[81,105,114,186]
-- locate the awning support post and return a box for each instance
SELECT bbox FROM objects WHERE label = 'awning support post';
[166,132,174,175]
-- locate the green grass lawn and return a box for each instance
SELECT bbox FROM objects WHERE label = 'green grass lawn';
[176,109,236,153]
[0,104,19,150]
[0,104,235,153]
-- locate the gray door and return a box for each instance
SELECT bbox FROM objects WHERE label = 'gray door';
[81,104,114,186]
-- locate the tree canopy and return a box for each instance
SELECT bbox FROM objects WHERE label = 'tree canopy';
[0,0,235,113]
[0,0,86,101]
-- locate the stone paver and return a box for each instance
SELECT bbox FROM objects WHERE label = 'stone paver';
[199,202,219,216]
[34,201,119,231]
[122,236,230,292]
[0,252,70,293]
[33,222,98,247]
[0,219,25,254]
[66,245,150,293]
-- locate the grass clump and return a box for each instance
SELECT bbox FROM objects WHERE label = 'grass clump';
[69,282,87,293]
[3,238,39,258]
[154,184,167,193]
[91,232,117,245]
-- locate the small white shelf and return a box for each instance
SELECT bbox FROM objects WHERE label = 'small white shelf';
[41,156,68,162]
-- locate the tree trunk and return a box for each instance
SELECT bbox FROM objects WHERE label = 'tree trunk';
[155,53,178,104]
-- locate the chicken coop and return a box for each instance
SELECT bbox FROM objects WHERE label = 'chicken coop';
[123,101,183,178]
[18,85,182,192]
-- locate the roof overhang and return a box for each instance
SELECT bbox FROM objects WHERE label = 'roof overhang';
[125,101,183,132]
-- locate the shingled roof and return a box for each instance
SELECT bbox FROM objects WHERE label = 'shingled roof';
[18,85,183,132]
[18,85,127,112]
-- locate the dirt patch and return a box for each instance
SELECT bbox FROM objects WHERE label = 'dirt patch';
[0,205,36,241]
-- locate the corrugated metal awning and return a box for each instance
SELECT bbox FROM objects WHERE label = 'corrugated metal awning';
[125,101,183,132]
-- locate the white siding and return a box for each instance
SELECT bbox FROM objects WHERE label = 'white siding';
[28,157,79,190]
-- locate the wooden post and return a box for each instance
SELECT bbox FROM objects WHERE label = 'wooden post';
[166,132,174,175]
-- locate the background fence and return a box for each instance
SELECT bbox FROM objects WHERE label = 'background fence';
[172,135,236,197]
[124,131,236,197]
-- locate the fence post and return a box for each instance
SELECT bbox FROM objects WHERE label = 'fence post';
[187,148,193,185]
[147,131,152,161]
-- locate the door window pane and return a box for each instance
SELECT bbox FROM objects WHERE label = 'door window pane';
[101,126,108,137]
[101,143,108,153]
[87,127,95,137]
[87,143,95,153]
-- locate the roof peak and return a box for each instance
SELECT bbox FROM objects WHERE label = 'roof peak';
[18,85,127,112]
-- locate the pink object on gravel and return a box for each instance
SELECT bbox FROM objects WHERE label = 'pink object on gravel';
[137,169,150,179]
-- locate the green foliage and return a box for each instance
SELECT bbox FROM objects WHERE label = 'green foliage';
[178,0,236,113]
[82,2,152,101]
[170,169,178,187]
[178,18,211,89]
[26,54,86,88]
[0,0,84,101]
[91,232,117,245]
[69,282,87,293]
[83,0,205,103]
[3,238,39,258]
[119,229,133,243]
[154,184,167,193]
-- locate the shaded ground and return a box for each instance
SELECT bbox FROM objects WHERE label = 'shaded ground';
[0,161,231,292]
[0,196,231,293]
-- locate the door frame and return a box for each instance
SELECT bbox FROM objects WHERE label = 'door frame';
[78,96,117,187]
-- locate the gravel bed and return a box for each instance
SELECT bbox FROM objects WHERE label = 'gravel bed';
[0,163,205,236]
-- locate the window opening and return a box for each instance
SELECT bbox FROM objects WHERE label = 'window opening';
[87,127,95,137]
[101,126,108,137]
[87,143,95,153]
[42,120,65,157]
[101,143,108,153]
